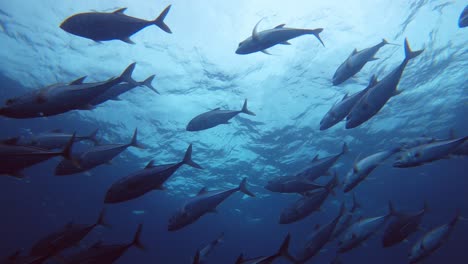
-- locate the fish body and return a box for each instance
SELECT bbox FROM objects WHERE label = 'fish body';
[459,5,468,28]
[297,143,348,181]
[265,175,324,194]
[20,129,98,150]
[382,203,427,247]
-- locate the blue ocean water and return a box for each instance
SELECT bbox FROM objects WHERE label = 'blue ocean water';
[0,0,467,263]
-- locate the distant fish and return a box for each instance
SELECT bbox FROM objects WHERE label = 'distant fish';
[235,234,296,264]
[55,129,144,176]
[331,193,362,241]
[409,211,461,263]
[0,63,138,119]
[90,74,158,106]
[0,134,75,178]
[168,178,255,231]
[338,202,397,253]
[186,99,255,131]
[104,144,202,203]
[236,19,324,55]
[19,129,98,150]
[343,147,400,192]
[459,5,468,28]
[320,75,378,130]
[382,202,428,248]
[394,136,468,168]
[297,203,346,263]
[265,175,325,194]
[279,174,338,224]
[346,39,424,129]
[193,233,224,264]
[332,39,391,86]
[60,5,172,43]
[30,209,108,258]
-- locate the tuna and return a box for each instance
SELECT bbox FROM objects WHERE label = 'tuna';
[459,5,468,28]
[296,203,346,263]
[394,136,468,168]
[320,75,378,130]
[338,202,397,253]
[331,193,362,240]
[235,234,296,264]
[30,209,108,258]
[382,203,428,248]
[60,5,172,43]
[279,174,338,224]
[193,233,224,264]
[409,211,461,263]
[186,99,255,131]
[19,129,98,150]
[0,63,138,119]
[168,178,255,231]
[55,129,144,176]
[265,175,324,194]
[236,19,324,55]
[343,147,400,192]
[104,144,203,203]
[332,39,391,85]
[346,39,424,129]
[0,134,75,178]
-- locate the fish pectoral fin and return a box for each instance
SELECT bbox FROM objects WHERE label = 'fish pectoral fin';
[274,24,286,29]
[261,49,272,55]
[280,41,291,45]
[110,96,122,101]
[369,57,379,61]
[121,37,135,44]
[113,7,127,14]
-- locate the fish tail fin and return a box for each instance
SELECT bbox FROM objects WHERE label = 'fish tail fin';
[131,224,145,250]
[239,178,255,197]
[96,208,110,228]
[129,128,145,149]
[182,144,203,169]
[87,128,99,146]
[277,233,298,263]
[154,5,172,33]
[241,99,256,116]
[141,74,159,94]
[341,142,349,155]
[308,28,325,47]
[368,74,379,87]
[119,62,139,86]
[404,38,423,62]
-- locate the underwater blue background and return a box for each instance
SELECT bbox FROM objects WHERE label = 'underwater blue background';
[0,0,467,263]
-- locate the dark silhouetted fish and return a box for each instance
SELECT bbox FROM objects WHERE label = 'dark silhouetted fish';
[332,39,391,85]
[236,19,324,55]
[382,202,428,248]
[19,129,98,150]
[331,193,362,241]
[192,233,224,264]
[168,178,255,231]
[235,234,296,264]
[459,5,468,28]
[60,5,172,43]
[186,99,255,131]
[265,175,324,194]
[55,129,144,176]
[346,39,423,129]
[104,144,202,203]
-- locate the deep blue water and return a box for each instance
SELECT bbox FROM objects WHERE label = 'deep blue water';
[1,1,468,264]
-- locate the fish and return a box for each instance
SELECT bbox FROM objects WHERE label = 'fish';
[459,5,468,28]
[409,211,461,263]
[89,74,158,106]
[62,224,145,264]
[320,75,378,130]
[296,203,346,263]
[279,174,338,224]
[0,134,75,178]
[193,233,224,264]
[394,136,468,168]
[343,147,400,192]
[331,193,362,241]
[399,135,437,149]
[382,202,428,248]
[0,63,138,119]
[332,39,391,86]
[104,144,203,203]
[346,38,424,129]
[265,175,325,194]
[235,234,296,264]
[186,99,255,131]
[296,143,348,182]
[60,5,172,43]
[19,129,98,150]
[29,209,108,258]
[338,202,397,253]
[236,19,324,55]
[168,178,255,231]
[1,251,52,264]
[55,129,144,176]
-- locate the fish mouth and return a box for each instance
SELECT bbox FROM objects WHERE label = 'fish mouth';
[235,49,247,55]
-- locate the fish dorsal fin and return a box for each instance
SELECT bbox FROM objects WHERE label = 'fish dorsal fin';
[312,154,319,162]
[274,24,286,29]
[252,18,264,41]
[350,48,358,56]
[210,107,221,112]
[50,129,63,133]
[145,160,155,169]
[113,7,127,14]
[341,93,349,101]
[69,76,87,85]
[197,187,208,196]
